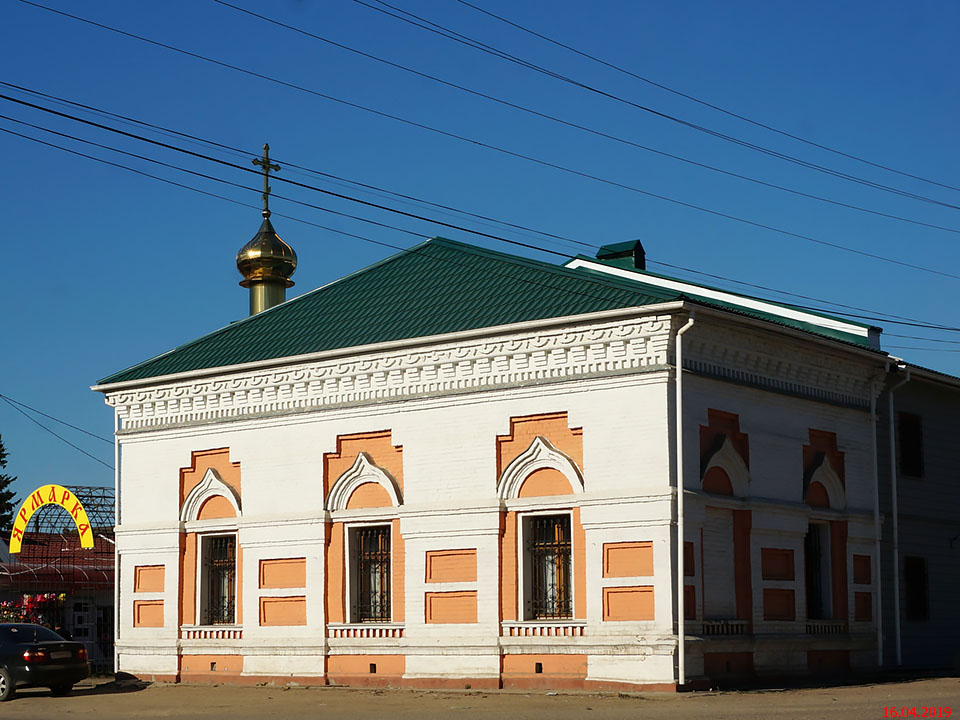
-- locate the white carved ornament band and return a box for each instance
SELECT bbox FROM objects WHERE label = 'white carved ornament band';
[179,467,242,522]
[325,452,402,511]
[702,435,751,498]
[497,436,584,500]
[806,457,846,510]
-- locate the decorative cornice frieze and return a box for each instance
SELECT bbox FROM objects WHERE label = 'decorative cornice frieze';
[103,310,882,433]
[106,315,673,433]
[681,323,879,409]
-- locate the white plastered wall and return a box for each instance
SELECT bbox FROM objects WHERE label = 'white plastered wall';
[114,370,679,681]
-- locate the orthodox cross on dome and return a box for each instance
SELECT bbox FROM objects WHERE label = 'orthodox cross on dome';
[252,143,281,218]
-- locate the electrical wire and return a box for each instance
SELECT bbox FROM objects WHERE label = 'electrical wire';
[0,394,113,444]
[0,82,593,254]
[6,91,960,284]
[9,116,960,346]
[884,333,960,345]
[5,81,958,337]
[13,0,960,243]
[209,0,960,232]
[0,396,113,470]
[350,0,960,209]
[0,104,582,260]
[0,125,689,313]
[450,0,960,195]
[886,346,960,353]
[644,259,932,326]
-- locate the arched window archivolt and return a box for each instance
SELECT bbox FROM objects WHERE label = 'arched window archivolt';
[701,436,751,497]
[805,457,845,510]
[179,467,242,523]
[497,436,584,501]
[325,452,402,512]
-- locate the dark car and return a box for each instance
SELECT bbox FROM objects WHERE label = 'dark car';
[0,624,89,700]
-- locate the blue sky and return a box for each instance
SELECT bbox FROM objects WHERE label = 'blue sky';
[2,0,958,500]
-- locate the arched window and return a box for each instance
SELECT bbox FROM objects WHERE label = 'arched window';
[180,467,242,627]
[326,452,403,624]
[497,435,585,622]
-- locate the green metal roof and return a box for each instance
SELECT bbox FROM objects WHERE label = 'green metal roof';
[97,238,682,385]
[97,237,881,387]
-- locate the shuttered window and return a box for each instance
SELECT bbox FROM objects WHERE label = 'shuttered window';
[898,413,924,477]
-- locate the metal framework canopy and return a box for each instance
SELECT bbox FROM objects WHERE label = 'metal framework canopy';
[3,484,114,593]
[20,485,114,540]
[9,485,114,553]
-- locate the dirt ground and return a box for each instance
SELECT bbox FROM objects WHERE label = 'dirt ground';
[1,676,956,719]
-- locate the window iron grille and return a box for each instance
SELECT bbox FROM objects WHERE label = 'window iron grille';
[203,536,236,625]
[355,526,391,622]
[530,515,572,619]
[805,525,826,620]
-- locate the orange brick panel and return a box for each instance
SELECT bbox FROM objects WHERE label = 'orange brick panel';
[259,596,307,626]
[760,548,794,581]
[133,600,164,627]
[133,565,165,593]
[425,549,477,583]
[259,558,306,589]
[762,588,795,621]
[602,541,653,578]
[424,591,478,623]
[602,586,654,621]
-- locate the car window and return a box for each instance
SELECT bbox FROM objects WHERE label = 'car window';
[31,626,65,641]
[0,625,64,642]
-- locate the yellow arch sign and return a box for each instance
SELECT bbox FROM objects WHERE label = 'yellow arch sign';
[9,485,94,554]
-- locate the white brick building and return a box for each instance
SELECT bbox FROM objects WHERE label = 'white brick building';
[94,237,915,689]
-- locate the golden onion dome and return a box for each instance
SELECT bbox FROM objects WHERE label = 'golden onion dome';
[236,216,297,288]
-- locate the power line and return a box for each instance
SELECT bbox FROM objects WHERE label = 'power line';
[886,345,960,353]
[8,115,960,345]
[884,333,960,344]
[0,123,426,258]
[0,103,577,260]
[644,259,936,326]
[6,100,960,341]
[451,0,960,195]
[0,82,592,255]
[13,0,960,248]
[6,81,958,336]
[351,0,960,210]
[209,0,960,233]
[6,91,960,285]
[0,395,113,470]
[0,393,113,444]
[0,125,674,311]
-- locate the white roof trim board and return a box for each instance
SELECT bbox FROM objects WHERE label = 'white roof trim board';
[566,258,875,343]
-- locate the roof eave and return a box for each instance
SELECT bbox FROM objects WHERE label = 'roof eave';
[92,300,688,394]
[897,362,960,390]
[687,304,888,363]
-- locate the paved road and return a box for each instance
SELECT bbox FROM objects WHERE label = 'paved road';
[1,677,956,719]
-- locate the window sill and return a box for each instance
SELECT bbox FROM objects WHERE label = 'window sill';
[181,625,243,640]
[327,623,404,639]
[805,620,848,635]
[501,620,585,637]
[698,619,748,636]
